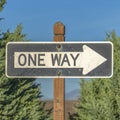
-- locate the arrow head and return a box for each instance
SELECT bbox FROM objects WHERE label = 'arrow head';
[81,45,107,75]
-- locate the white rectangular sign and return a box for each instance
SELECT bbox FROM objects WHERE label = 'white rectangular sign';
[6,42,113,78]
[14,52,81,68]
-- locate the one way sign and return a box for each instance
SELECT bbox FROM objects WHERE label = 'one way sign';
[6,42,113,78]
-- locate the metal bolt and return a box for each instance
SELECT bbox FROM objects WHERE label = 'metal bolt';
[57,71,62,76]
[56,44,61,50]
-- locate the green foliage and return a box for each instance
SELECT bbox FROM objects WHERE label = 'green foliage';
[0,1,52,120]
[74,79,113,120]
[0,0,6,12]
[106,31,120,119]
[0,25,51,120]
[74,31,120,120]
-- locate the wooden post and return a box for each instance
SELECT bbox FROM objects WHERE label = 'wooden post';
[53,22,65,120]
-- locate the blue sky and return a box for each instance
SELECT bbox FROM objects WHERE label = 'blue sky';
[1,0,120,99]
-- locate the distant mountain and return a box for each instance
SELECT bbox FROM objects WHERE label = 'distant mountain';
[65,89,80,100]
[41,89,80,100]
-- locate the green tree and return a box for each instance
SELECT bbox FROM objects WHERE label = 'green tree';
[0,0,6,12]
[0,1,51,120]
[0,25,51,120]
[106,31,120,119]
[74,79,112,120]
[74,31,120,120]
